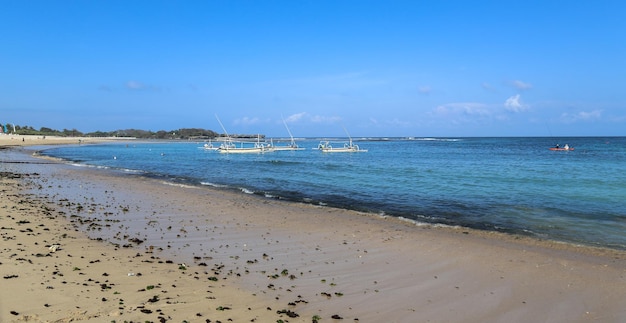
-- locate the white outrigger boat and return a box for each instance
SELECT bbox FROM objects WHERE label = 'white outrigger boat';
[317,139,367,152]
[201,140,219,151]
[218,138,273,154]
[271,139,305,151]
[215,115,273,154]
[272,117,305,151]
[318,128,367,153]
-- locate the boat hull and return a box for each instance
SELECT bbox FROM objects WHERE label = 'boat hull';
[219,147,273,153]
[319,148,367,153]
[318,140,367,153]
[273,147,306,151]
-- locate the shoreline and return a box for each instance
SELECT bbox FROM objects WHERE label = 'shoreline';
[2,146,626,322]
[0,134,136,147]
[21,137,626,253]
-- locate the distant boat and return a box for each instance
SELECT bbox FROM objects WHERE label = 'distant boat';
[271,139,305,151]
[201,140,219,151]
[272,117,305,151]
[215,114,273,154]
[218,138,273,154]
[317,140,367,152]
[318,127,367,153]
[549,144,574,151]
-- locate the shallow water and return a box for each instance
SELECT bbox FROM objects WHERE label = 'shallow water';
[37,137,626,249]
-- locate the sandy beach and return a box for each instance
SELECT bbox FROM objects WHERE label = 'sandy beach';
[0,134,131,147]
[2,138,626,322]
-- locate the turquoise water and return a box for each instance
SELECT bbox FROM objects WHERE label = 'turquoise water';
[40,137,626,249]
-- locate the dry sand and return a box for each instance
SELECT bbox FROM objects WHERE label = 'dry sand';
[0,134,130,147]
[2,138,626,322]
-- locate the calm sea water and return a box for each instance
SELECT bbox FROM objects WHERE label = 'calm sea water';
[39,137,626,249]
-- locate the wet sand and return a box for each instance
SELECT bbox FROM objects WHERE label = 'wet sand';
[2,142,626,322]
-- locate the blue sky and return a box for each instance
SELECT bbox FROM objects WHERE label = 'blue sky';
[1,1,625,137]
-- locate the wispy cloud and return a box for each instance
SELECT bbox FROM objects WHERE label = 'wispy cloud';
[309,114,342,124]
[433,102,491,117]
[481,82,496,92]
[125,80,162,92]
[253,112,345,127]
[429,101,527,126]
[418,85,432,94]
[126,81,144,90]
[504,94,528,112]
[233,116,263,126]
[559,110,602,123]
[509,80,533,90]
[284,112,307,123]
[281,112,341,124]
[384,118,412,127]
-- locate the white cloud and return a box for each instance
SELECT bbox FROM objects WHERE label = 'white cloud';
[504,94,528,112]
[284,112,307,123]
[559,110,602,123]
[233,116,261,126]
[510,80,532,90]
[309,115,342,123]
[429,101,528,126]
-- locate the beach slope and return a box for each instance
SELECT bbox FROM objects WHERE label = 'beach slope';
[2,146,626,322]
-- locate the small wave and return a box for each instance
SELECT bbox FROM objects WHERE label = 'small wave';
[69,163,113,171]
[119,168,144,174]
[161,181,197,189]
[265,159,301,166]
[200,181,229,188]
[396,216,431,227]
[69,162,95,168]
[240,187,254,194]
[67,162,144,175]
[35,155,66,163]
[414,138,461,142]
[376,211,388,219]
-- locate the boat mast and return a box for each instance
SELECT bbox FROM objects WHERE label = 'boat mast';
[343,126,353,146]
[282,116,296,145]
[215,114,231,139]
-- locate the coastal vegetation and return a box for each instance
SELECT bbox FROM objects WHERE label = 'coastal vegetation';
[0,124,265,140]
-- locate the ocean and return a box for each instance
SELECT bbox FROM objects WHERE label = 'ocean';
[38,136,626,250]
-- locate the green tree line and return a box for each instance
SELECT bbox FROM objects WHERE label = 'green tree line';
[0,124,231,140]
